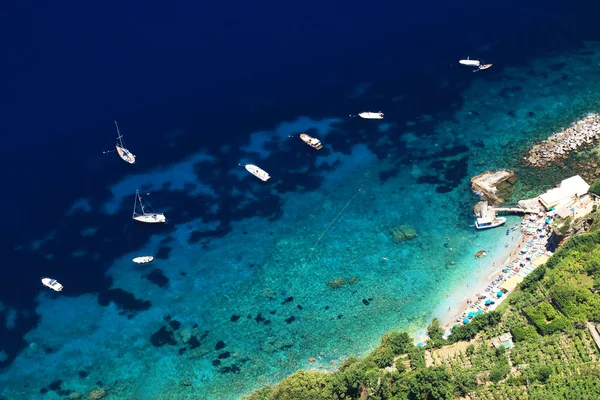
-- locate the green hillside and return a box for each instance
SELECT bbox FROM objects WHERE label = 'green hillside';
[244,206,600,400]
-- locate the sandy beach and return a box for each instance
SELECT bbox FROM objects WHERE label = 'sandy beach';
[414,206,563,344]
[417,193,599,343]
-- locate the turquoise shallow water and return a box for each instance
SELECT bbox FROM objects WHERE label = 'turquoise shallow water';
[4,43,600,399]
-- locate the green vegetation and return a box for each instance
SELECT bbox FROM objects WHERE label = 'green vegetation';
[590,180,600,196]
[245,212,600,399]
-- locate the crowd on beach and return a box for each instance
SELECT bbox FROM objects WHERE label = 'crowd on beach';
[441,209,556,337]
[438,194,599,340]
[525,113,600,167]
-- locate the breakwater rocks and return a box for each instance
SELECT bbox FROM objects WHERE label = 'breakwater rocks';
[525,113,600,168]
[470,170,518,206]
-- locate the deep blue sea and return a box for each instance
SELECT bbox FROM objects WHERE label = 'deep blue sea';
[2,1,600,399]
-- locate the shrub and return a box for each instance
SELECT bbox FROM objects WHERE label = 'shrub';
[370,344,395,368]
[381,331,412,354]
[466,344,476,356]
[489,359,510,383]
[447,311,502,343]
[453,370,478,396]
[408,347,426,370]
[395,358,407,374]
[511,325,540,342]
[269,370,333,400]
[524,301,572,335]
[535,365,553,383]
[590,180,600,196]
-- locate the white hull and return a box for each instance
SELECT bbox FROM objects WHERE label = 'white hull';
[133,256,154,264]
[245,164,270,181]
[359,112,384,120]
[299,133,323,150]
[476,217,507,230]
[41,277,63,292]
[116,145,136,164]
[133,213,166,223]
[459,59,480,67]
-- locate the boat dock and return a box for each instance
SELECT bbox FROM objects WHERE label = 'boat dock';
[475,198,541,220]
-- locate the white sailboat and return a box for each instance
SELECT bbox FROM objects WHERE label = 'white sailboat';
[41,277,63,292]
[244,164,271,181]
[133,190,166,223]
[358,111,384,120]
[133,256,154,264]
[114,121,136,164]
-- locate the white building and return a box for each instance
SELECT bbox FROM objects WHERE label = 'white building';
[539,175,590,210]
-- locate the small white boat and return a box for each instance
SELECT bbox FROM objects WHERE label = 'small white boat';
[475,216,507,230]
[133,256,154,264]
[299,133,323,150]
[245,164,270,181]
[473,63,493,72]
[114,121,136,164]
[459,57,481,67]
[358,112,384,120]
[41,277,63,292]
[133,190,167,223]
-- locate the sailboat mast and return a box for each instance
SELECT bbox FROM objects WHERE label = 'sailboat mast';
[115,121,124,147]
[133,190,138,217]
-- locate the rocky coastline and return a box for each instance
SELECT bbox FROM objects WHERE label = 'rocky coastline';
[470,170,518,206]
[524,113,600,168]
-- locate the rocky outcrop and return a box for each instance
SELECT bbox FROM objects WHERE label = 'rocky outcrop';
[87,389,106,400]
[470,170,518,206]
[390,225,418,243]
[525,113,600,168]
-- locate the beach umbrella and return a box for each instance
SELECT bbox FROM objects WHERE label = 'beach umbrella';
[476,310,484,315]
[497,291,503,298]
[485,299,492,305]
[467,311,475,318]
[463,318,470,324]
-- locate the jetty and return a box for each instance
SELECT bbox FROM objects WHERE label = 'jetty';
[474,175,591,222]
[525,113,600,168]
[475,199,540,220]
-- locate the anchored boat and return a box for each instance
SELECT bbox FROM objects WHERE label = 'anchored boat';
[41,277,63,292]
[114,121,136,164]
[475,216,507,230]
[299,133,323,150]
[133,256,154,264]
[133,191,167,223]
[359,112,384,120]
[474,63,493,72]
[245,164,270,181]
[459,57,481,67]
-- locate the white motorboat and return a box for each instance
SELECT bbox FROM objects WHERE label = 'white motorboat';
[41,277,63,292]
[133,191,167,223]
[133,256,154,264]
[475,216,507,230]
[245,164,270,181]
[114,121,136,164]
[358,112,384,120]
[299,133,323,150]
[459,57,480,67]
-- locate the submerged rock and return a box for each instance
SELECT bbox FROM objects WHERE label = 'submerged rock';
[390,225,418,243]
[150,326,177,347]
